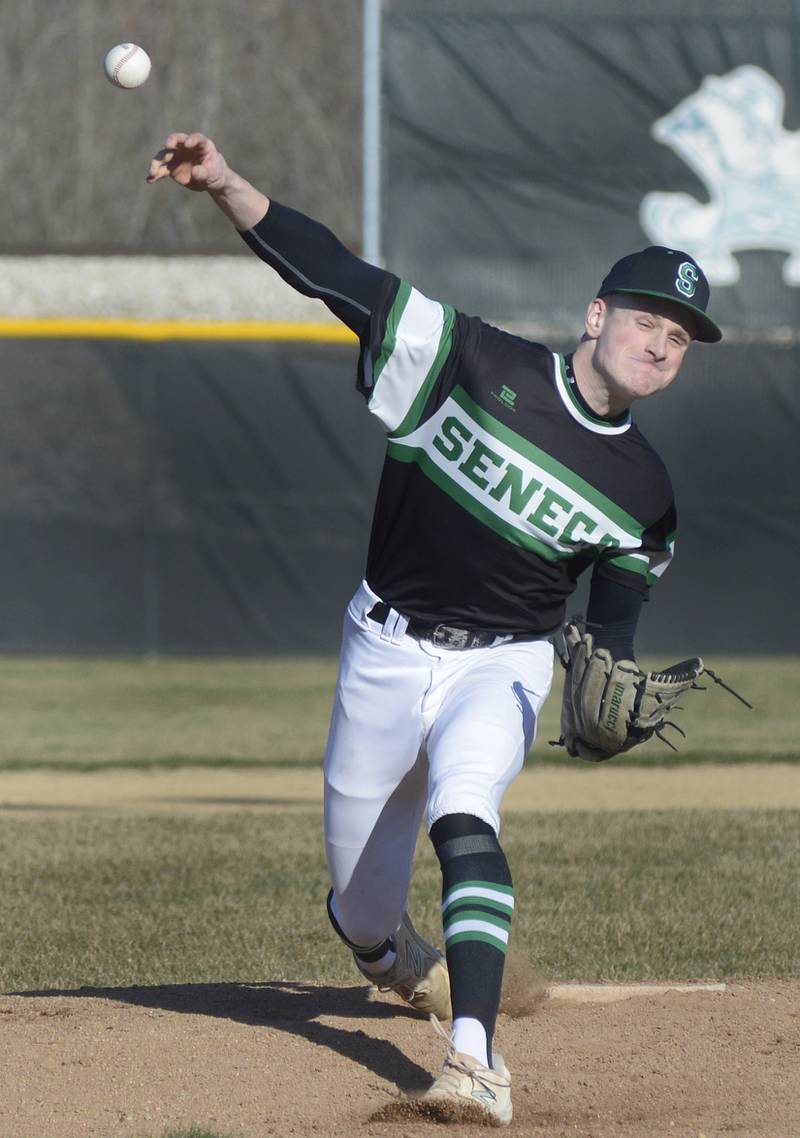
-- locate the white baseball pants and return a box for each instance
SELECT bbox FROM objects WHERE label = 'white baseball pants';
[323,580,554,948]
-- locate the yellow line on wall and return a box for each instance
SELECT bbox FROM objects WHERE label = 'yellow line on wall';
[0,318,357,342]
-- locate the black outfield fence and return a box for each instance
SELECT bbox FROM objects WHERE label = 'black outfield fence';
[0,335,794,655]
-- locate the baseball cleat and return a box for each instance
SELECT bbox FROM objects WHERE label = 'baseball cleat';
[422,1039,512,1126]
[355,912,451,1020]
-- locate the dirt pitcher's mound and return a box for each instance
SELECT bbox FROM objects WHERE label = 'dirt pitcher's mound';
[1,979,797,1138]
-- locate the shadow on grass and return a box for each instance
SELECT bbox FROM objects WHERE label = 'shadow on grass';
[14,981,431,1093]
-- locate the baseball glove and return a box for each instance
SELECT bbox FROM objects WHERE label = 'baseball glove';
[553,620,750,762]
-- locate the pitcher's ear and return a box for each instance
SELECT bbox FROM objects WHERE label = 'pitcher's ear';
[584,297,608,339]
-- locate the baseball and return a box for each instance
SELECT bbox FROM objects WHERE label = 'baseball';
[104,43,151,89]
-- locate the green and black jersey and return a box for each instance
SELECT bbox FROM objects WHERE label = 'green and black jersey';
[358,278,675,635]
[241,203,675,638]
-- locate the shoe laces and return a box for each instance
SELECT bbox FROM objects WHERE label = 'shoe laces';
[429,1015,510,1090]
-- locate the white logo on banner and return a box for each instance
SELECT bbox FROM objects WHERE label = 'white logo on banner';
[639,65,800,285]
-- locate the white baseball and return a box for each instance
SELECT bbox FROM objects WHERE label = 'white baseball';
[104,43,151,89]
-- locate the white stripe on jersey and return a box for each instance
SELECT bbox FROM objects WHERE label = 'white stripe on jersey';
[368,287,446,433]
[390,393,640,556]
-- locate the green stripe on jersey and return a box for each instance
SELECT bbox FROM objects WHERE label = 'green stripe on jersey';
[606,529,675,584]
[387,386,652,559]
[386,440,565,560]
[448,386,642,536]
[389,301,456,438]
[605,553,651,579]
[373,281,412,385]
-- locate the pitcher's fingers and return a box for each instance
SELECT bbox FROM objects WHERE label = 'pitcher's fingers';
[165,131,190,150]
[145,150,172,182]
[184,132,210,150]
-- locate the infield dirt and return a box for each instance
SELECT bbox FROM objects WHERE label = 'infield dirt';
[3,765,798,1138]
[3,761,800,815]
[2,979,797,1138]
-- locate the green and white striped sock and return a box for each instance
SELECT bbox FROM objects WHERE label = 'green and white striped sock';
[442,879,514,954]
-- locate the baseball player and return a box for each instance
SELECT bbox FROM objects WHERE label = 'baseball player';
[147,132,722,1126]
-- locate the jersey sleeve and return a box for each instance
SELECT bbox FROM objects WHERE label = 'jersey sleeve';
[357,276,459,434]
[593,500,677,594]
[239,204,460,432]
[239,201,391,337]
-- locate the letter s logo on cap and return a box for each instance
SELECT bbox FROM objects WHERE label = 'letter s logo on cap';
[676,261,699,297]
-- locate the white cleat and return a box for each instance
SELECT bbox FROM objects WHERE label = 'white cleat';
[422,1043,512,1126]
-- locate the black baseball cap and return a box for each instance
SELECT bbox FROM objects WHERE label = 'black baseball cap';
[597,246,722,343]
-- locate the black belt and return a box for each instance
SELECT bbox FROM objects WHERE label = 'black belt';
[368,602,533,651]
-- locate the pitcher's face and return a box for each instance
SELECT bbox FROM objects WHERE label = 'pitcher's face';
[586,294,694,403]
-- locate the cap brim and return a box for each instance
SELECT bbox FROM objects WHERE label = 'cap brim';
[601,287,723,343]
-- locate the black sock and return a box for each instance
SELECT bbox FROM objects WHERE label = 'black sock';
[430,813,514,1065]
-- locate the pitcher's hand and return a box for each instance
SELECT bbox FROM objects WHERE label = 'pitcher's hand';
[146,132,227,193]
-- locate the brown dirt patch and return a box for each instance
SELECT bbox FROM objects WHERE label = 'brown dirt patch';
[2,762,800,815]
[2,980,798,1137]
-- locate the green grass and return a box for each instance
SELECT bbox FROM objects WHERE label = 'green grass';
[1,654,796,996]
[0,654,795,770]
[0,656,337,769]
[2,809,798,993]
[156,1131,231,1138]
